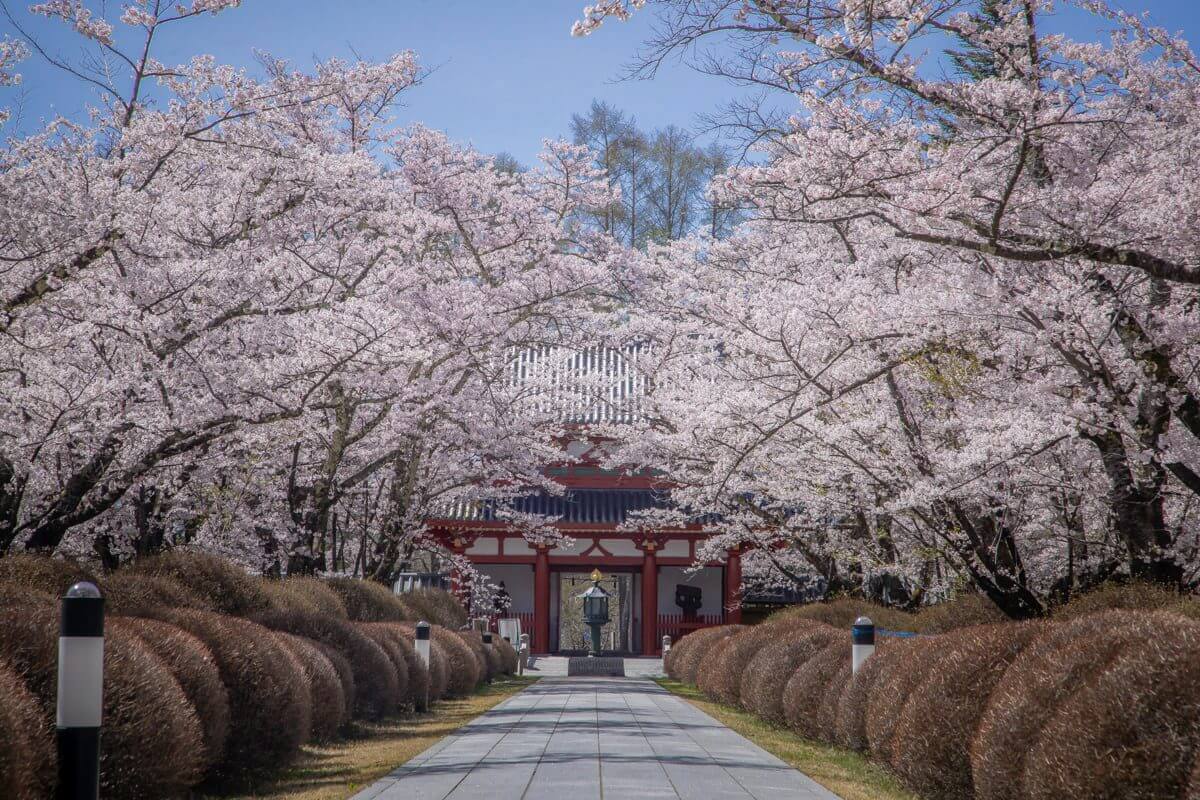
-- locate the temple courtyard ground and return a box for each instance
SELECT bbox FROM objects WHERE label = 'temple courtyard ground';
[350,675,842,800]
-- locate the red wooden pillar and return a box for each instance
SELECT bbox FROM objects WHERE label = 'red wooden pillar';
[533,546,551,654]
[641,543,659,655]
[723,548,742,624]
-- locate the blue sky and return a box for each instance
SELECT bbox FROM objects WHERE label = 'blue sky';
[4,0,1200,165]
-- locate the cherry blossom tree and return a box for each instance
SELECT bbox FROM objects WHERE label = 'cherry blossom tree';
[575,0,1200,609]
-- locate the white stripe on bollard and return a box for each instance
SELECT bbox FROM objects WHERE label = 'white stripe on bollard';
[56,637,104,728]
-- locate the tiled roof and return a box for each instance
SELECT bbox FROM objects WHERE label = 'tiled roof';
[438,488,671,525]
[511,344,646,424]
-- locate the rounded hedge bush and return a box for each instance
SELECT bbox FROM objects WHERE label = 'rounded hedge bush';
[697,622,800,704]
[366,623,429,710]
[494,635,519,674]
[0,554,96,595]
[309,638,356,716]
[102,572,214,615]
[113,616,230,772]
[326,578,414,622]
[276,632,348,741]
[971,610,1164,800]
[261,577,348,619]
[865,635,947,763]
[395,623,450,701]
[1020,616,1200,800]
[354,623,410,713]
[148,609,309,785]
[774,598,919,632]
[741,625,840,724]
[672,625,744,684]
[913,594,1006,634]
[0,661,53,800]
[130,550,271,617]
[250,607,398,720]
[0,603,206,799]
[403,588,468,629]
[431,626,481,696]
[890,622,1045,800]
[818,658,852,741]
[458,630,496,683]
[1051,581,1184,619]
[782,641,850,741]
[834,636,905,752]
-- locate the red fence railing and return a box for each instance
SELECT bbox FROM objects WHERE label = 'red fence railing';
[657,613,722,644]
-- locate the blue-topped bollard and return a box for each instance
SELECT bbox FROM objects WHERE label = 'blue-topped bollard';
[852,615,875,676]
[414,621,431,711]
[58,581,104,800]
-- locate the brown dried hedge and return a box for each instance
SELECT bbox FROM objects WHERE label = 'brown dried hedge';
[459,630,496,683]
[261,577,348,619]
[0,604,206,799]
[131,549,271,617]
[113,616,230,772]
[865,635,947,764]
[890,622,1044,800]
[1189,754,1200,800]
[0,553,96,595]
[0,660,53,800]
[782,641,850,741]
[276,632,348,741]
[700,618,819,705]
[1051,581,1183,618]
[403,587,468,628]
[494,635,519,674]
[373,624,430,710]
[432,626,481,696]
[818,659,852,742]
[148,609,309,784]
[395,622,450,701]
[675,625,744,686]
[774,598,918,632]
[741,625,840,724]
[355,623,413,712]
[250,607,398,720]
[310,638,356,715]
[326,577,414,622]
[971,610,1165,800]
[914,594,1006,634]
[834,637,906,752]
[1020,616,1200,800]
[102,572,214,615]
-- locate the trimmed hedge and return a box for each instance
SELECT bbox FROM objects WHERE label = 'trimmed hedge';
[865,634,947,764]
[275,632,348,741]
[130,549,271,617]
[914,594,1006,634]
[833,636,905,752]
[741,625,840,724]
[365,623,430,710]
[0,554,96,595]
[403,587,468,629]
[0,660,53,800]
[774,597,918,632]
[0,604,206,799]
[494,635,519,674]
[459,630,497,683]
[971,610,1163,800]
[670,625,744,684]
[250,607,398,720]
[102,572,214,615]
[889,622,1045,800]
[1020,617,1200,800]
[355,623,410,714]
[261,577,349,619]
[782,641,850,741]
[431,626,481,696]
[147,609,309,785]
[113,616,230,772]
[395,622,450,701]
[326,577,414,622]
[310,639,357,716]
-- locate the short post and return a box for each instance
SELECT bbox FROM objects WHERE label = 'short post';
[58,581,105,800]
[481,632,493,682]
[661,634,672,656]
[852,616,875,676]
[518,633,529,675]
[414,621,431,711]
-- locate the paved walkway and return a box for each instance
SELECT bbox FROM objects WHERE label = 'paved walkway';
[351,677,841,800]
[521,656,666,678]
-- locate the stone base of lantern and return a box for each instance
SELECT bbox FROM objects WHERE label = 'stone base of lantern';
[567,656,625,677]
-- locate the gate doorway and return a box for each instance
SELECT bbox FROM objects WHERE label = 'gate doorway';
[556,571,633,654]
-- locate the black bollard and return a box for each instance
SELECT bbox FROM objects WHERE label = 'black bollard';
[57,581,104,800]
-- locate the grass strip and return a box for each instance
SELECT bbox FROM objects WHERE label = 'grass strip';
[655,678,918,800]
[208,675,539,800]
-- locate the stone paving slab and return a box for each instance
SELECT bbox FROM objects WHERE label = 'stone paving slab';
[350,677,842,800]
[523,655,665,678]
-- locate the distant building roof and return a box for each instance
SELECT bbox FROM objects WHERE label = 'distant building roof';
[438,487,671,525]
[511,344,646,425]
